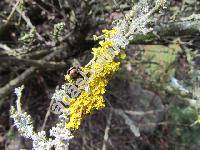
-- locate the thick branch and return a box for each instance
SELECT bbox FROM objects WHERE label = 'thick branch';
[131,20,200,44]
[0,56,66,69]
[156,20,200,36]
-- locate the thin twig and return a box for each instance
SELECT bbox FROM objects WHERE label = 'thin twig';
[102,111,112,150]
[112,108,140,137]
[138,121,192,127]
[117,108,165,116]
[6,0,22,24]
[41,79,54,131]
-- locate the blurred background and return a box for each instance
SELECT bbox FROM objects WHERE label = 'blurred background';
[0,0,200,149]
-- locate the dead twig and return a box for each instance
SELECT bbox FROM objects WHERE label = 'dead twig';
[102,111,112,150]
[114,108,165,116]
[40,76,54,131]
[112,108,140,137]
[6,0,22,24]
[0,43,67,99]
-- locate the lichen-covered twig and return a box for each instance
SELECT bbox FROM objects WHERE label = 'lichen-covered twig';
[9,0,171,149]
[10,86,73,150]
[62,0,167,130]
[16,7,44,42]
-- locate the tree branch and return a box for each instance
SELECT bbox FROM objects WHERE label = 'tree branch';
[0,56,66,69]
[131,20,200,44]
[0,44,67,98]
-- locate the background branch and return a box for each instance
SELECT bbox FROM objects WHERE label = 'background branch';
[0,44,68,98]
[131,20,200,44]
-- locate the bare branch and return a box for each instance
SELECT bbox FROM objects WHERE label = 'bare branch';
[0,44,67,98]
[102,112,112,150]
[6,0,22,24]
[0,56,66,69]
[112,109,140,137]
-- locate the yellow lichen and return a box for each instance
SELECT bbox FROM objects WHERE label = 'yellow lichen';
[64,28,122,129]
